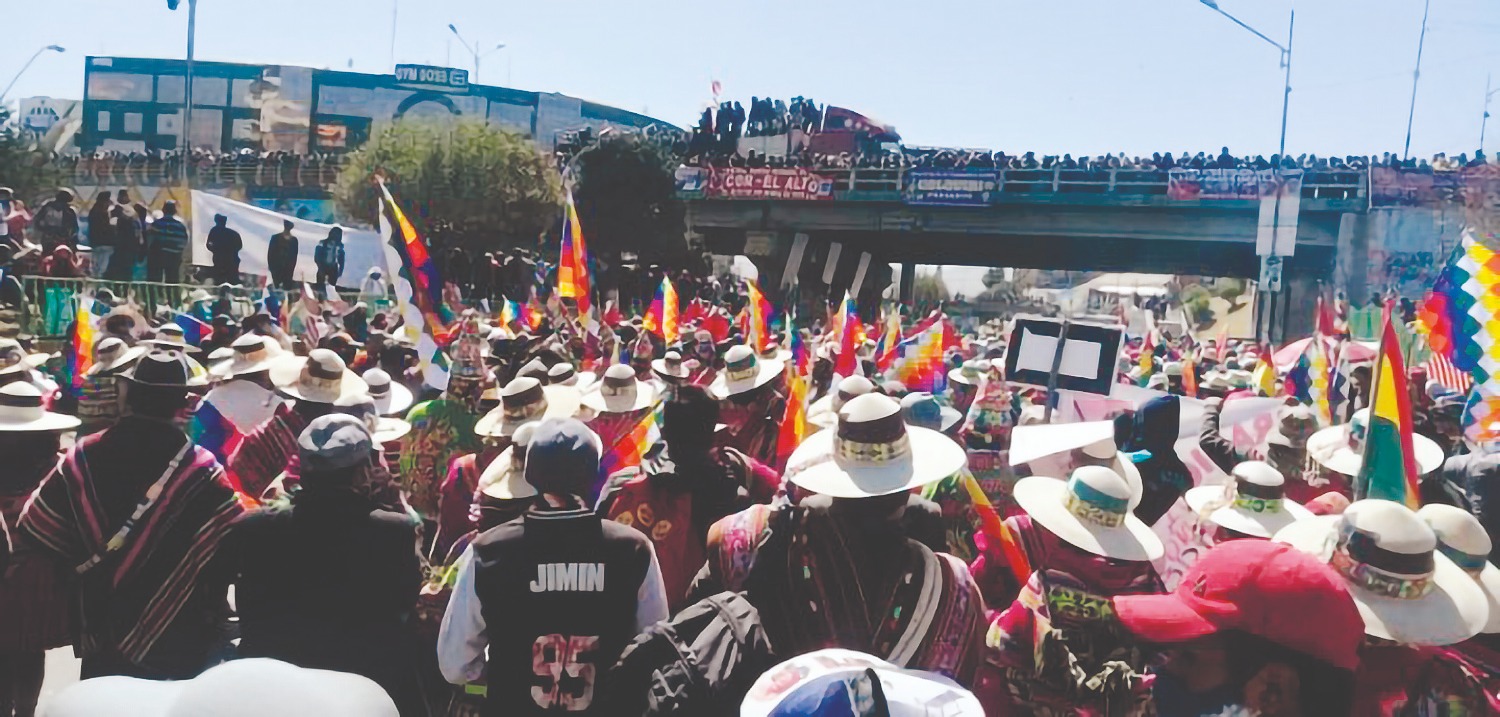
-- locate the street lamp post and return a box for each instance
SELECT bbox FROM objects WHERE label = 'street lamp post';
[0,45,65,103]
[1200,0,1294,344]
[168,0,197,178]
[447,24,505,85]
[1481,74,1500,153]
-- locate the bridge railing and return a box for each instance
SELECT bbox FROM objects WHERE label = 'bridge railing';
[693,165,1368,204]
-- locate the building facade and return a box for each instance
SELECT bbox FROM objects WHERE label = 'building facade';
[80,56,669,155]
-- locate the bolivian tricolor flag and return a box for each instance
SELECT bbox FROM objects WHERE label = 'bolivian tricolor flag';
[1356,306,1420,508]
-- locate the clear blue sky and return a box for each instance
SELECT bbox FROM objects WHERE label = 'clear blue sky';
[7,0,1500,296]
[7,0,1500,159]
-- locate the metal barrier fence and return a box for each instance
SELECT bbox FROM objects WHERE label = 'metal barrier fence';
[19,276,367,339]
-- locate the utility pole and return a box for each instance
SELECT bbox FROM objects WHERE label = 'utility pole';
[1403,0,1431,161]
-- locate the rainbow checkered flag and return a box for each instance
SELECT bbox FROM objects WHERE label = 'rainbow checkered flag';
[377,179,450,391]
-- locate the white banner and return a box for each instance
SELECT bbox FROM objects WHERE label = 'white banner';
[189,190,383,288]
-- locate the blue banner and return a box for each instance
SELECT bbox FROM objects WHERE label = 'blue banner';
[903,171,998,206]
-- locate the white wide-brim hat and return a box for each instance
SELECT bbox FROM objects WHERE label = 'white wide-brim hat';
[44,658,398,717]
[372,416,411,445]
[1419,503,1500,634]
[211,336,279,379]
[1185,483,1313,538]
[739,649,983,717]
[784,394,966,499]
[1308,409,1444,476]
[651,353,691,380]
[269,351,367,404]
[1013,467,1164,562]
[362,372,413,417]
[88,343,147,376]
[478,446,539,501]
[1275,509,1489,645]
[709,345,785,399]
[581,365,657,413]
[0,383,81,432]
[475,384,582,437]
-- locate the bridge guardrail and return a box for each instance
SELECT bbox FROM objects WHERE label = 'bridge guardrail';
[686,165,1368,205]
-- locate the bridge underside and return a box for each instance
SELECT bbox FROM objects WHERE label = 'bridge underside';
[691,200,1338,339]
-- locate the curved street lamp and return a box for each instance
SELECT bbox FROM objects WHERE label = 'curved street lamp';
[1,45,66,103]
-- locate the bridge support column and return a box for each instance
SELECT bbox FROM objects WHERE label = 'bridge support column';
[899,263,916,306]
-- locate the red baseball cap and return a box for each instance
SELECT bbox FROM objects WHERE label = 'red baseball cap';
[1112,539,1364,671]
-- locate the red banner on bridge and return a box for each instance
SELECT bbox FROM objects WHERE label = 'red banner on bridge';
[706,167,835,200]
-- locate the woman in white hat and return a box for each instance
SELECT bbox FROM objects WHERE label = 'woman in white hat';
[649,350,691,396]
[0,382,79,716]
[1274,499,1494,715]
[580,363,658,459]
[1420,504,1500,704]
[1307,408,1445,501]
[229,349,367,501]
[190,335,283,465]
[975,465,1164,714]
[359,367,412,418]
[947,359,988,416]
[1185,460,1315,541]
[475,421,541,528]
[710,344,787,468]
[806,375,875,432]
[74,336,146,435]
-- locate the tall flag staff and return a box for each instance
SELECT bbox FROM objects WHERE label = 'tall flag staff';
[376,177,452,390]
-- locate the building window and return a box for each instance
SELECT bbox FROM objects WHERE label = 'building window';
[192,76,229,106]
[188,108,223,150]
[157,75,185,103]
[156,111,181,136]
[86,72,154,102]
[96,112,110,132]
[123,113,144,134]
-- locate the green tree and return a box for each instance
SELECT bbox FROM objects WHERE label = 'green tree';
[0,107,62,205]
[333,119,562,251]
[571,133,687,266]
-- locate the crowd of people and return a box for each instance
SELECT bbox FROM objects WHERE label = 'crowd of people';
[55,149,348,188]
[0,259,1494,716]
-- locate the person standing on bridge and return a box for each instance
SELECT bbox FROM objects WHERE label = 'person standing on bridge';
[315,226,346,288]
[144,201,189,284]
[268,220,299,290]
[205,214,243,285]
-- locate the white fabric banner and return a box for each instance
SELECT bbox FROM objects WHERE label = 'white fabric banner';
[189,191,383,288]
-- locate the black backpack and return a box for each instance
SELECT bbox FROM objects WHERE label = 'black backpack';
[608,591,776,716]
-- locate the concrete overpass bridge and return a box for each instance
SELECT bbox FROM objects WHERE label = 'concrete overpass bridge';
[680,165,1369,339]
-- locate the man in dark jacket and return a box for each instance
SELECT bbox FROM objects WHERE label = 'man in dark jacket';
[204,214,242,285]
[211,414,424,714]
[105,204,142,281]
[314,226,346,288]
[145,201,189,283]
[267,220,298,289]
[31,189,78,251]
[1123,394,1192,524]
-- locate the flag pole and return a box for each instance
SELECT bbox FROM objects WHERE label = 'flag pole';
[1354,302,1391,500]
